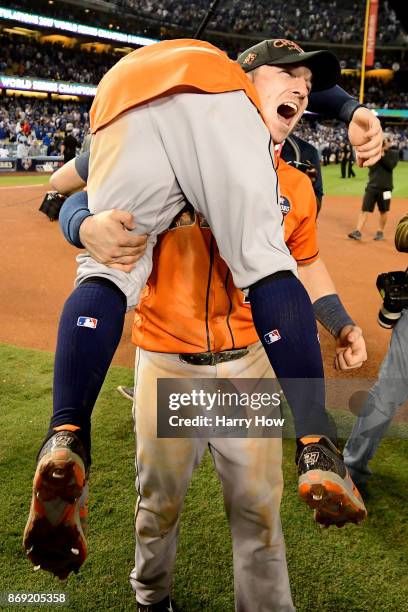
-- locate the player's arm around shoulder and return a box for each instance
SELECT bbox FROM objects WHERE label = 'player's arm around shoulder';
[50,157,86,195]
[51,147,148,269]
[79,209,148,272]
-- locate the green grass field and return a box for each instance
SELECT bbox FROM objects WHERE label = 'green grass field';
[0,175,50,187]
[321,161,408,198]
[1,344,408,611]
[1,162,407,197]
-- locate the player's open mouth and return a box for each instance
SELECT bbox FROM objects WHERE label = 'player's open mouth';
[277,102,299,126]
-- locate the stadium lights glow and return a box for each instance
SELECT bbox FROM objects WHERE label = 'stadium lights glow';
[0,75,97,97]
[0,6,159,46]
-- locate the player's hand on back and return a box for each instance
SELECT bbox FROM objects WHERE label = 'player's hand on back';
[79,210,148,272]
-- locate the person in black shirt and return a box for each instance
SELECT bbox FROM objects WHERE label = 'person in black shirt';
[340,142,355,178]
[348,138,399,241]
[61,128,78,164]
[281,134,324,214]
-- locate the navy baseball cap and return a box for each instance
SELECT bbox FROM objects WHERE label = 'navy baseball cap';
[237,39,341,92]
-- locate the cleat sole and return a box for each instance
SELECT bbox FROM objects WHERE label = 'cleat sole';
[311,484,324,501]
[52,469,66,479]
[23,448,87,580]
[299,469,367,528]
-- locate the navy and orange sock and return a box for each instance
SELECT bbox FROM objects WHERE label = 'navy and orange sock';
[249,272,335,440]
[49,278,127,461]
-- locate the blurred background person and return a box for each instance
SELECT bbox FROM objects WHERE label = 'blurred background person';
[348,137,400,241]
[61,123,78,164]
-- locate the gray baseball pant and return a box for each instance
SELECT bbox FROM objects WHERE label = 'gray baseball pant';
[344,308,408,483]
[129,343,295,611]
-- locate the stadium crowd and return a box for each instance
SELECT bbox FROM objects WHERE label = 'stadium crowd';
[116,0,405,44]
[293,120,408,162]
[1,90,406,164]
[0,96,89,155]
[339,74,408,109]
[1,32,407,109]
[10,0,408,45]
[0,33,118,84]
[1,1,407,159]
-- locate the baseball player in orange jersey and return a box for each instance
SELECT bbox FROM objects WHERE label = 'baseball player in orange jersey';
[36,150,365,610]
[24,38,381,585]
[126,157,367,611]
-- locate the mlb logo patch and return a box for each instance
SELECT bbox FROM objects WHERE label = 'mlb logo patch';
[77,316,98,329]
[264,329,281,344]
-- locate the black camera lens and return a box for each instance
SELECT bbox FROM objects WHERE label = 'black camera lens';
[378,306,401,329]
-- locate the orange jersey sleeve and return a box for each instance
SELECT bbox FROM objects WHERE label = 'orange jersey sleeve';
[132,160,321,353]
[278,159,319,265]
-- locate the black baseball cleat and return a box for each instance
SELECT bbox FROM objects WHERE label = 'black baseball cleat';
[23,430,89,579]
[137,596,179,611]
[297,436,367,528]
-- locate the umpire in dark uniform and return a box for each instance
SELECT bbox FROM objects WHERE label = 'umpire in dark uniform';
[348,137,399,241]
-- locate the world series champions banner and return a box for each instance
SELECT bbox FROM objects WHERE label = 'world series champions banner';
[0,157,63,172]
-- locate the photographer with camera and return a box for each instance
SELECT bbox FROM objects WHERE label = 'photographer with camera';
[344,213,408,491]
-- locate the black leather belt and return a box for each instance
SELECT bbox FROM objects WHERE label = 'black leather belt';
[179,348,249,366]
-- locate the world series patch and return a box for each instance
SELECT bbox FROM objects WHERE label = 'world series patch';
[279,195,291,217]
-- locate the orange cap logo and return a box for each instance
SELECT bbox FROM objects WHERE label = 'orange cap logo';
[242,52,257,65]
[273,39,304,53]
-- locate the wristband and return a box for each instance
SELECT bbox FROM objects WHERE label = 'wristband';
[59,190,92,248]
[313,293,355,338]
[339,99,364,124]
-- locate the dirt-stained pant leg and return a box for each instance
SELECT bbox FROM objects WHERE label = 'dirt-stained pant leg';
[75,90,296,309]
[213,344,294,612]
[130,343,294,611]
[130,348,208,605]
